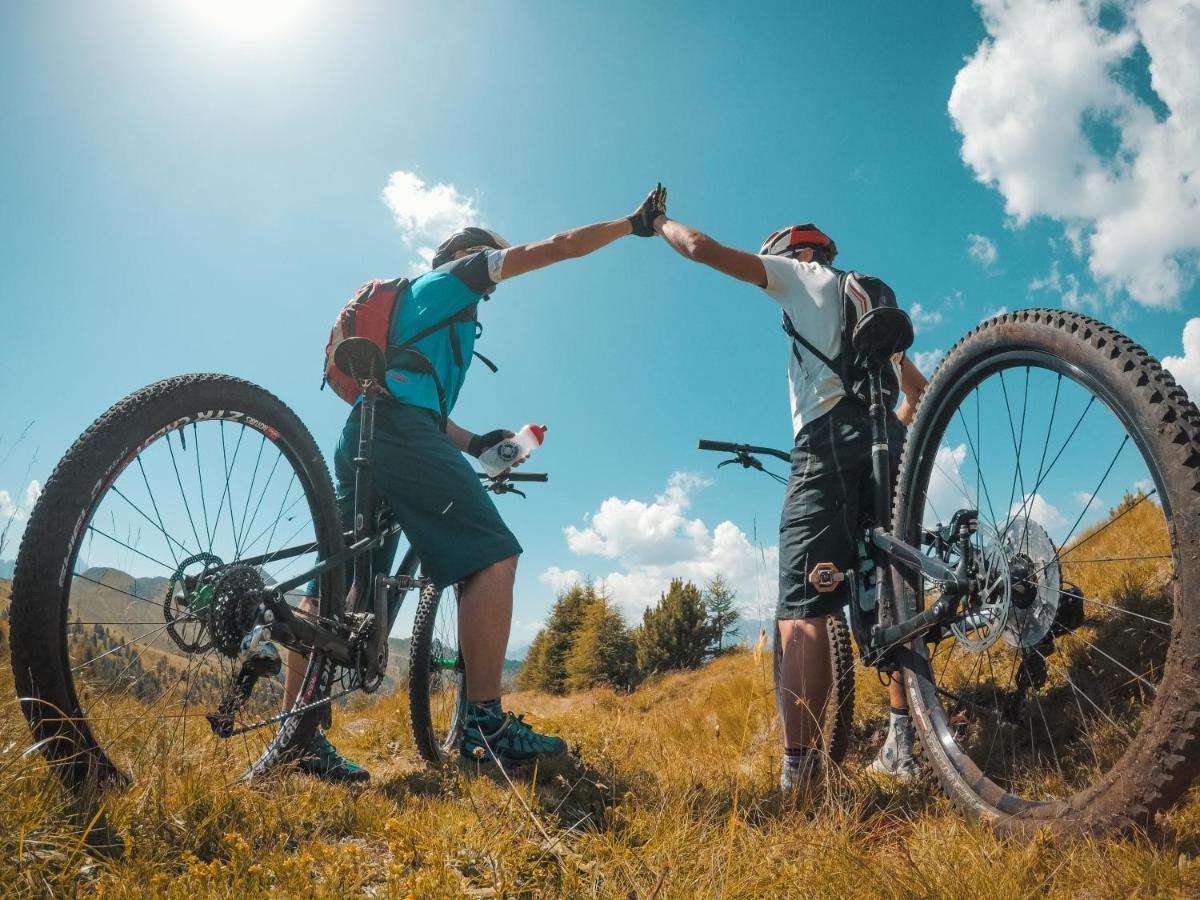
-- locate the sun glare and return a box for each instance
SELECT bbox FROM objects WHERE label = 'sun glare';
[177,0,317,42]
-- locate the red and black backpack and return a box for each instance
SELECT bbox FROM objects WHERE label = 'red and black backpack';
[322,277,496,415]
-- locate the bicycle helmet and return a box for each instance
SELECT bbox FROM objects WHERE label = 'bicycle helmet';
[759,223,837,262]
[431,226,511,269]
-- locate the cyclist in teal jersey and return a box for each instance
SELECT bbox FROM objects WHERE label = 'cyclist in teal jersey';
[286,187,667,781]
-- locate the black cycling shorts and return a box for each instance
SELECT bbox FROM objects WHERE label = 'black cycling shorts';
[777,399,905,620]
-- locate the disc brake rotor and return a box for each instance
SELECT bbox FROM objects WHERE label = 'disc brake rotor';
[951,521,1011,651]
[998,516,1060,649]
[164,552,223,653]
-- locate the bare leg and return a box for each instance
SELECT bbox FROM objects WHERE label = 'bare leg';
[777,616,833,750]
[888,671,907,710]
[282,595,317,709]
[457,556,517,702]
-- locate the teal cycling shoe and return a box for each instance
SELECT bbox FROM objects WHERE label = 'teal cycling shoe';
[461,710,567,766]
[296,731,370,783]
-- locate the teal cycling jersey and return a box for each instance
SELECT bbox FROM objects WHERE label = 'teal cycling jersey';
[386,250,498,416]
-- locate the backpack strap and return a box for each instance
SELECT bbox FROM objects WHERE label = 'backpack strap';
[780,269,860,404]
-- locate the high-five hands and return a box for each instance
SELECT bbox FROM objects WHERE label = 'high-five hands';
[628,183,668,237]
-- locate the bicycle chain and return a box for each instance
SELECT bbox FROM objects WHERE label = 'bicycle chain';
[224,684,361,737]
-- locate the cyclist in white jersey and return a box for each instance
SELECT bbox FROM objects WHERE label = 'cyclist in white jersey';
[651,205,928,790]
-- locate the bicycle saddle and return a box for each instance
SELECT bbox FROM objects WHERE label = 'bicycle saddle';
[333,336,387,384]
[852,306,914,363]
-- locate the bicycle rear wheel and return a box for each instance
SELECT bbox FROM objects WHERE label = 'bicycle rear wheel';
[408,581,465,763]
[8,375,345,798]
[892,310,1200,834]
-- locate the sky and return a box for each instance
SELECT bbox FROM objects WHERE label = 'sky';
[2,0,1199,651]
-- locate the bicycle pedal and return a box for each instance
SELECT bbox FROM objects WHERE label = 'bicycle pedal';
[376,575,421,591]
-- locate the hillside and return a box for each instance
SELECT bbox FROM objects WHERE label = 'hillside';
[0,497,1198,897]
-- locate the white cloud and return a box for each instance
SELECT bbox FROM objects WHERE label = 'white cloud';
[1163,317,1200,400]
[538,566,584,595]
[982,305,1009,321]
[967,233,999,269]
[545,473,779,620]
[1073,490,1106,509]
[909,303,944,333]
[381,170,482,269]
[912,348,946,377]
[0,479,40,525]
[1028,260,1103,312]
[924,443,973,526]
[949,0,1200,307]
[1010,492,1068,532]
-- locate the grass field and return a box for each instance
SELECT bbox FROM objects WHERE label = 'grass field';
[1,496,1199,897]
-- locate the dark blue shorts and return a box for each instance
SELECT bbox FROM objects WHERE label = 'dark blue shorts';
[331,400,522,590]
[777,400,905,620]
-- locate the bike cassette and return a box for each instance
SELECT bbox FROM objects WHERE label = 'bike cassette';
[209,565,266,657]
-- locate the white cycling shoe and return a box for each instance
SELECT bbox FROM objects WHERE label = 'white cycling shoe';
[867,713,921,780]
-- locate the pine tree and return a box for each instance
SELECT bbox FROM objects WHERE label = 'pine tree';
[565,592,639,692]
[703,574,740,655]
[635,578,712,674]
[514,581,601,694]
[515,627,551,692]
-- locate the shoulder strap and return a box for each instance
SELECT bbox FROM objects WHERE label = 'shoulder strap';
[781,311,837,371]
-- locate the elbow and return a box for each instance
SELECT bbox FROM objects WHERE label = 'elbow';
[549,231,584,260]
[686,235,717,263]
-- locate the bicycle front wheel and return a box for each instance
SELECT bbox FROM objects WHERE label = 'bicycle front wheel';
[408,581,466,763]
[8,375,345,799]
[893,310,1200,834]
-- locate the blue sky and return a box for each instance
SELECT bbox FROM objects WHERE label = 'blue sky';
[2,1,1198,649]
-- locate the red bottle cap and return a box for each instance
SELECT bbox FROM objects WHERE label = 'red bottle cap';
[527,424,547,445]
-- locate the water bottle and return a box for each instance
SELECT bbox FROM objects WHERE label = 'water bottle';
[479,424,547,477]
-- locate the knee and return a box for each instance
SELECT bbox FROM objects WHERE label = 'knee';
[479,555,518,583]
[777,615,827,646]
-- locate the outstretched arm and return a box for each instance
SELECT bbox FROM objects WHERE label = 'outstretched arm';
[655,217,767,288]
[499,185,666,281]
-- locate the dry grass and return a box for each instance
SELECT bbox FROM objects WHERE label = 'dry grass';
[2,497,1200,900]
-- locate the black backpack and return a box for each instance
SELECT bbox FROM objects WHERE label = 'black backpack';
[780,270,903,411]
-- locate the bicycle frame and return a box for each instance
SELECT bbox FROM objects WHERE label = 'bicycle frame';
[700,369,979,670]
[231,376,545,676]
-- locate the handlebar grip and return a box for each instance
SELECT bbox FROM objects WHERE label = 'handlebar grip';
[477,471,549,483]
[697,439,740,453]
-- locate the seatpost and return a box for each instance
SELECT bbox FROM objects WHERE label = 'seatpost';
[868,367,892,531]
[351,382,380,596]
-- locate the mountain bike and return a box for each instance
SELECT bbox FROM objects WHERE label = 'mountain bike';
[697,308,1200,834]
[695,440,857,765]
[8,337,540,801]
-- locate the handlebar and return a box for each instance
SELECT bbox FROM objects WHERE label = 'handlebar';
[697,439,790,463]
[477,471,548,483]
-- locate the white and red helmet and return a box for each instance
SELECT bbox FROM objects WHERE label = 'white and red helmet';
[759,223,837,262]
